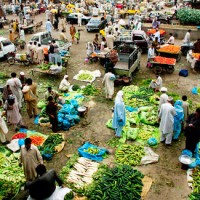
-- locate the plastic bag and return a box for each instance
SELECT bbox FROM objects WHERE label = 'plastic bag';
[125,127,139,140]
[70,99,79,108]
[147,138,158,146]
[182,149,193,157]
[78,142,108,161]
[18,139,25,147]
[140,147,159,165]
[191,87,198,95]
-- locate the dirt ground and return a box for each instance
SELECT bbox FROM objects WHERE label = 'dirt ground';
[1,12,200,200]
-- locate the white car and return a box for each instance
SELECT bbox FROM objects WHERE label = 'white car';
[0,37,16,58]
[30,32,71,50]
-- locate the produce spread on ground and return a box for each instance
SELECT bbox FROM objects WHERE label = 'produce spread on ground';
[1,2,200,199]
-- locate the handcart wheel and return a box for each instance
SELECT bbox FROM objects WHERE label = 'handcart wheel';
[177,53,181,62]
[153,65,162,74]
[166,65,175,74]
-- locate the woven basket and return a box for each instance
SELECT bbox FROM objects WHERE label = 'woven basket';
[39,117,51,127]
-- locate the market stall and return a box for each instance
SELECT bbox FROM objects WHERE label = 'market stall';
[157,45,182,62]
[148,56,176,74]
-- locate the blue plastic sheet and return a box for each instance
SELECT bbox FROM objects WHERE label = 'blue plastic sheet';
[147,138,158,146]
[18,139,25,147]
[78,142,108,161]
[19,128,28,133]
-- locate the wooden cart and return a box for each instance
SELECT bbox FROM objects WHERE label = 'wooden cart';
[149,56,176,74]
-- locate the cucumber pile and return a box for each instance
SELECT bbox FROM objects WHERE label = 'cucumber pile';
[85,165,144,200]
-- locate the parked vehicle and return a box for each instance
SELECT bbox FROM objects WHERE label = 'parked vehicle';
[142,12,173,24]
[114,30,149,53]
[7,53,32,66]
[66,13,91,25]
[113,44,141,77]
[0,37,16,58]
[30,32,71,50]
[86,17,107,32]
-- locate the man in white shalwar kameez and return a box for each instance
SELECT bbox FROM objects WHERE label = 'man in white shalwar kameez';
[158,97,176,145]
[102,70,115,99]
[149,75,162,91]
[6,72,23,109]
[158,87,168,110]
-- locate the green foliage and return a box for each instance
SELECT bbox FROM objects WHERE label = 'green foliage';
[177,8,200,25]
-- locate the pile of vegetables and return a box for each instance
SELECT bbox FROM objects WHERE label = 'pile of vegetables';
[82,84,100,96]
[37,100,47,109]
[153,56,176,65]
[189,167,200,199]
[177,8,200,25]
[61,157,99,188]
[147,29,166,35]
[38,63,51,70]
[84,147,100,155]
[12,132,26,140]
[85,164,144,200]
[192,53,200,60]
[29,135,46,146]
[157,45,180,54]
[0,148,25,199]
[72,84,81,91]
[41,134,64,154]
[115,144,145,166]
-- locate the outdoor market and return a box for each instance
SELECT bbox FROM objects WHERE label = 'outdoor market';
[0,0,200,199]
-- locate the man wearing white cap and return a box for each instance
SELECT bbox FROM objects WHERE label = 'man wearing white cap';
[59,75,70,92]
[158,96,176,146]
[158,87,168,110]
[19,72,27,88]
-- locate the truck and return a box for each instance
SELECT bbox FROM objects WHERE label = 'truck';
[113,44,141,77]
[0,37,16,58]
[114,30,149,53]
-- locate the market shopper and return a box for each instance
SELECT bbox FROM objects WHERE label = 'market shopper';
[45,19,53,36]
[102,69,115,100]
[36,43,44,64]
[93,34,101,50]
[44,87,59,102]
[182,95,190,128]
[112,91,126,137]
[6,72,23,109]
[20,27,25,41]
[167,33,175,45]
[4,94,25,132]
[173,100,184,141]
[106,31,115,49]
[183,30,191,45]
[26,164,68,200]
[19,72,27,88]
[70,23,76,44]
[158,87,168,110]
[185,108,200,153]
[158,97,176,146]
[0,100,8,144]
[9,29,14,42]
[149,74,162,91]
[60,16,66,32]
[59,75,70,92]
[147,45,155,61]
[27,41,33,57]
[46,96,58,133]
[60,30,67,41]
[22,78,38,119]
[19,138,43,182]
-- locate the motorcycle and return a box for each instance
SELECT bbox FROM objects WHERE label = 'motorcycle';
[7,52,32,66]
